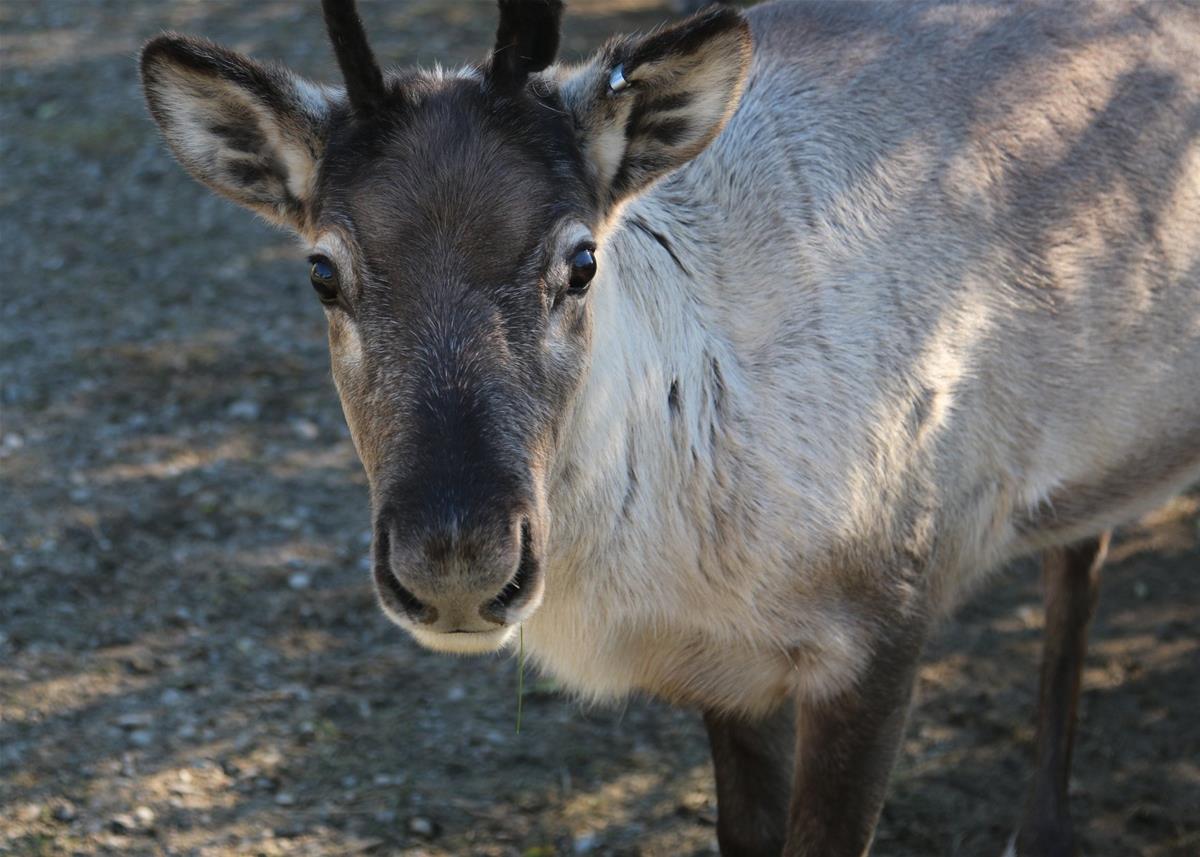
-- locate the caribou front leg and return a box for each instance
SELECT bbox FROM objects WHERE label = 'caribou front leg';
[703,703,795,857]
[783,626,926,857]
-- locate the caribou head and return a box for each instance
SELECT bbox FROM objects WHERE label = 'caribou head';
[140,1,750,654]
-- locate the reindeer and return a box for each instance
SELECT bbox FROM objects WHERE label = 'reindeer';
[140,1,1200,854]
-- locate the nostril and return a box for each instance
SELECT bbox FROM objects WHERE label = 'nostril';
[372,526,438,625]
[376,565,438,624]
[483,520,539,622]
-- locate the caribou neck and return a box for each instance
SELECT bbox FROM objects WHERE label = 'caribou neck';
[547,184,765,574]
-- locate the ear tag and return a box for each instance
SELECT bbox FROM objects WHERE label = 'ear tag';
[608,64,629,93]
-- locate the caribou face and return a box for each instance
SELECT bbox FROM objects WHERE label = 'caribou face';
[317,76,596,652]
[140,0,750,653]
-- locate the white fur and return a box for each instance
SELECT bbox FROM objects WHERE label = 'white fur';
[409,625,516,656]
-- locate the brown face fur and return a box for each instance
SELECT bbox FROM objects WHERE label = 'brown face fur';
[315,74,598,618]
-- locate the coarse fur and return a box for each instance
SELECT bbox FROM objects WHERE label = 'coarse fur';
[141,1,1200,854]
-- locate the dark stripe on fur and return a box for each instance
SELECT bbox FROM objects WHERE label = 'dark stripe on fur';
[629,216,689,274]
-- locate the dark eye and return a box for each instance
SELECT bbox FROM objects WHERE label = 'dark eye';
[567,245,597,294]
[309,255,339,305]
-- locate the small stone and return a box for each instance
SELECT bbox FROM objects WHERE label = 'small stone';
[1133,580,1149,599]
[290,418,320,440]
[134,806,156,827]
[445,685,466,702]
[116,712,153,729]
[274,822,306,838]
[122,651,156,674]
[1015,604,1040,629]
[19,803,43,822]
[176,722,198,740]
[287,571,311,590]
[52,801,78,823]
[109,814,134,834]
[274,792,296,806]
[128,729,154,748]
[227,399,261,420]
[407,816,437,838]
[573,832,598,854]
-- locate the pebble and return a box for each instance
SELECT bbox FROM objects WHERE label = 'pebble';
[128,729,154,748]
[407,816,437,838]
[290,418,320,440]
[52,801,78,823]
[116,712,153,729]
[274,822,306,838]
[176,721,198,740]
[274,792,296,806]
[287,571,312,590]
[227,399,261,420]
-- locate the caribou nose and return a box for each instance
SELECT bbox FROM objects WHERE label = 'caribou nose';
[371,514,542,633]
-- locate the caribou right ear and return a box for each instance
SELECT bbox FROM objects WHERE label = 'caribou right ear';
[140,35,334,231]
[559,7,751,211]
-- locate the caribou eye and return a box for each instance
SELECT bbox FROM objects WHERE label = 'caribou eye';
[567,245,597,294]
[309,255,339,305]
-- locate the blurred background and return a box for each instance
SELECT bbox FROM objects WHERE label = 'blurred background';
[1,1,1197,855]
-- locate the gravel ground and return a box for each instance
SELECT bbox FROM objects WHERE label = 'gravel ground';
[2,2,1197,856]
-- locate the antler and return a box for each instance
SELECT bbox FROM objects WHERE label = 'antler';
[321,0,385,113]
[491,0,564,88]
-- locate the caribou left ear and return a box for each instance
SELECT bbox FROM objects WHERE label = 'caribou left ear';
[140,35,333,231]
[559,7,751,210]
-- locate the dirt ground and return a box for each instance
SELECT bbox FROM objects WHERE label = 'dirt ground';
[1,2,1197,855]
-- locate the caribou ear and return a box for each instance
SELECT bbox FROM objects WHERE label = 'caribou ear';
[490,0,564,88]
[140,35,333,231]
[560,7,751,209]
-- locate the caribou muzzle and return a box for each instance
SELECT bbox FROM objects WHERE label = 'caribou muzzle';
[372,499,544,654]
